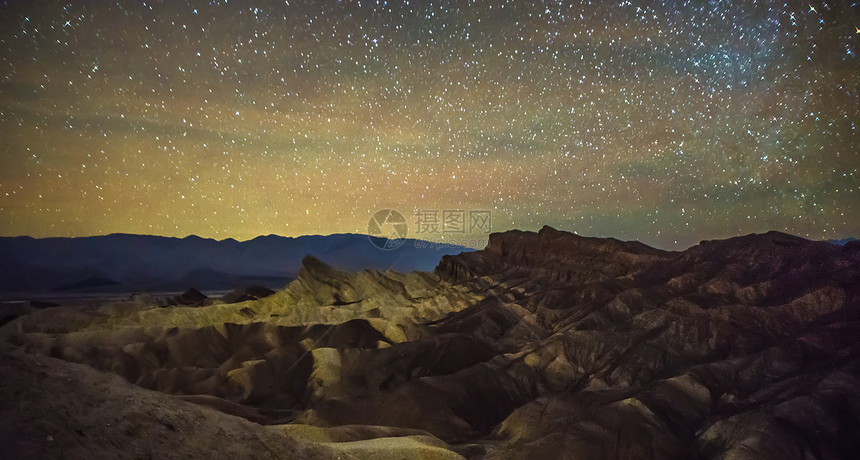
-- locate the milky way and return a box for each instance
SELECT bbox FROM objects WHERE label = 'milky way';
[0,0,857,248]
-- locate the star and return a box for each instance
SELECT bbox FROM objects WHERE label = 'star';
[0,1,855,249]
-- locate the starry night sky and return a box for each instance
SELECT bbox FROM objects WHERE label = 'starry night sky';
[1,0,857,249]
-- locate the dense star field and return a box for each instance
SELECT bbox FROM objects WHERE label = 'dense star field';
[0,0,857,248]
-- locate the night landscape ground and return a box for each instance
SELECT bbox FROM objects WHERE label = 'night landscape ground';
[1,227,860,459]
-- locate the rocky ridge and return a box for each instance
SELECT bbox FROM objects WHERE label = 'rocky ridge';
[2,226,859,459]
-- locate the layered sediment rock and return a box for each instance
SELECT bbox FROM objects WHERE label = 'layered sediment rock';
[3,227,859,459]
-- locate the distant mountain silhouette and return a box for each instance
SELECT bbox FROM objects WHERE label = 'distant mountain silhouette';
[0,233,471,295]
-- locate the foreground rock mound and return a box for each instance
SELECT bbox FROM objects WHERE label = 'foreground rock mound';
[0,348,465,459]
[2,228,859,459]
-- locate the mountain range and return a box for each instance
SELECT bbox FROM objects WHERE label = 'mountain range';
[0,233,470,295]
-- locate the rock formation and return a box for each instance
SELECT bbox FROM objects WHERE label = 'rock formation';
[2,227,859,459]
[221,285,277,304]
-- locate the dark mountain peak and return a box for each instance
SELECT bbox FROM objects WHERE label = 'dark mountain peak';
[171,287,209,306]
[485,226,665,259]
[684,231,829,270]
[249,234,284,242]
[182,287,206,299]
[538,225,666,255]
[221,285,276,304]
[697,230,809,248]
[440,226,670,283]
[298,255,338,281]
